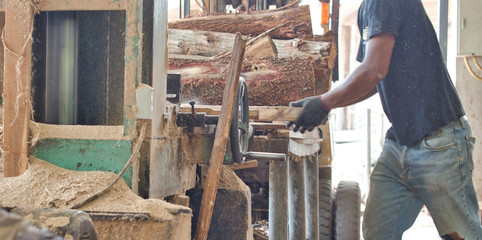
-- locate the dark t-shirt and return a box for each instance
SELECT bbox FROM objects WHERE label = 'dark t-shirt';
[356,0,465,146]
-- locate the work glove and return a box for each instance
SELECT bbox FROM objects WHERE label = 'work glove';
[287,95,330,133]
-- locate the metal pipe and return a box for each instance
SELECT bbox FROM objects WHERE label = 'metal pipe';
[245,152,286,161]
[184,0,190,17]
[305,154,319,240]
[438,0,448,63]
[179,0,182,18]
[151,0,168,148]
[149,0,169,196]
[367,109,372,181]
[288,157,306,240]
[269,159,288,240]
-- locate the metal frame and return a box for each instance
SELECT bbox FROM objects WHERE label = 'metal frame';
[2,0,144,137]
[438,0,448,63]
[1,0,155,183]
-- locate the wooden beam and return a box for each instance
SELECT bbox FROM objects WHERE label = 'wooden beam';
[38,0,125,11]
[0,0,127,11]
[250,122,287,130]
[319,123,332,166]
[2,0,33,177]
[179,104,302,121]
[229,160,258,170]
[195,33,246,240]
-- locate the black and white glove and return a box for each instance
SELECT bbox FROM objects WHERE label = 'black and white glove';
[287,95,330,133]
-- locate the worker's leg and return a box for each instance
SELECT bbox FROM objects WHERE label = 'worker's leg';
[408,117,482,240]
[363,138,424,240]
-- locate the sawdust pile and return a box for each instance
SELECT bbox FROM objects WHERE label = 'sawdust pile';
[0,157,190,221]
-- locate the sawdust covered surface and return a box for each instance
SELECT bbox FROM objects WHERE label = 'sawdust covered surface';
[0,157,189,221]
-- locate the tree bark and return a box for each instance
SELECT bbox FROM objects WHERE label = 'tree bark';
[168,5,313,40]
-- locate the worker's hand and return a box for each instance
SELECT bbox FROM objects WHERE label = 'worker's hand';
[287,96,330,133]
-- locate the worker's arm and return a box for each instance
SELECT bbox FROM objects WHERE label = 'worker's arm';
[335,87,378,107]
[322,33,395,109]
[287,33,395,133]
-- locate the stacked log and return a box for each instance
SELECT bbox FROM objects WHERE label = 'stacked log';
[167,4,336,106]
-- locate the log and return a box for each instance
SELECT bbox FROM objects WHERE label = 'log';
[167,29,335,106]
[168,28,331,58]
[168,5,313,40]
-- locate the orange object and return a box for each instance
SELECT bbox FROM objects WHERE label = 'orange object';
[321,1,330,25]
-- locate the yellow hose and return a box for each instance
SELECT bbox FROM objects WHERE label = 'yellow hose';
[464,55,482,81]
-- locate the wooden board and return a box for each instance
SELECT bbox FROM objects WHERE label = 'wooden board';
[179,104,302,122]
[195,33,246,240]
[0,0,126,11]
[2,0,32,176]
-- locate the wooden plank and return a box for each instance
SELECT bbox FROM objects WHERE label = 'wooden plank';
[256,106,301,122]
[319,123,332,166]
[37,0,125,11]
[229,160,258,170]
[195,33,246,240]
[250,122,287,130]
[179,104,302,121]
[0,0,126,11]
[2,0,32,176]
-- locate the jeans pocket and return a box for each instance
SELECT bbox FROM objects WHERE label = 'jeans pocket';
[422,132,456,151]
[466,136,476,172]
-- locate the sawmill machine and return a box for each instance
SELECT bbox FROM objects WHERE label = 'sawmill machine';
[0,0,361,239]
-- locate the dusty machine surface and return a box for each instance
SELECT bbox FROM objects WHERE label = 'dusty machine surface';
[0,158,192,240]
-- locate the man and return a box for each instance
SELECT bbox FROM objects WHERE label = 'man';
[288,0,482,239]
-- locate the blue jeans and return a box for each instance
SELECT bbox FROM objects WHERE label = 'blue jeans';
[363,117,482,240]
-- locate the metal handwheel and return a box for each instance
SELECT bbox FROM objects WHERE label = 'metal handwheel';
[230,77,252,163]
